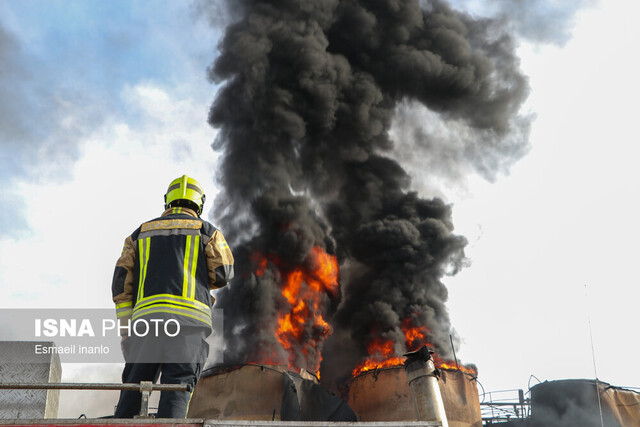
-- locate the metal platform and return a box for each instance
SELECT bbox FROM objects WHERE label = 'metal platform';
[0,420,443,427]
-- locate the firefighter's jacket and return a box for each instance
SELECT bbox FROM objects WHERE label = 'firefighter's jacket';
[111,207,234,335]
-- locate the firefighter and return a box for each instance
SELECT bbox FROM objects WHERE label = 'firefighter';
[111,175,234,418]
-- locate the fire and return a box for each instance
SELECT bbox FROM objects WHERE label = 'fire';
[433,355,477,376]
[249,248,478,378]
[401,318,427,350]
[251,246,339,374]
[351,337,405,375]
[351,318,477,377]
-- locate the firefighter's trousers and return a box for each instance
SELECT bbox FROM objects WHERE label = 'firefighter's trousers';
[114,327,208,418]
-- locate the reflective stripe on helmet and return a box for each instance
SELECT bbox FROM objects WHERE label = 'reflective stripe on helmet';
[186,183,203,194]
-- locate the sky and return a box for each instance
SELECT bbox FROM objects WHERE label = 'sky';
[1,0,639,418]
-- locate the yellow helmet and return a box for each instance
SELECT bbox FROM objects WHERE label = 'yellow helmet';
[164,175,206,215]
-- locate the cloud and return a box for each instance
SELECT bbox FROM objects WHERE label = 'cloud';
[0,24,45,237]
[492,0,596,45]
[0,1,221,241]
[0,82,218,310]
[0,25,30,165]
[450,0,596,45]
[0,22,92,176]
[0,20,106,240]
[190,0,244,31]
[0,187,29,239]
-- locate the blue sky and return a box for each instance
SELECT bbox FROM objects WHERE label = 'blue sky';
[0,1,223,236]
[1,1,213,90]
[0,0,223,303]
[2,0,639,418]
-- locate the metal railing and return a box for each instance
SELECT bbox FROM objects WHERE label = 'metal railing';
[479,388,531,423]
[0,382,192,417]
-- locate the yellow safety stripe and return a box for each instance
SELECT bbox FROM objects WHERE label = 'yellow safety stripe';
[185,389,195,414]
[116,301,133,318]
[116,308,133,319]
[133,309,211,328]
[136,293,210,311]
[133,303,211,320]
[137,240,143,301]
[182,235,192,297]
[181,234,200,299]
[137,237,151,302]
[190,235,200,299]
[132,305,212,327]
[134,296,211,316]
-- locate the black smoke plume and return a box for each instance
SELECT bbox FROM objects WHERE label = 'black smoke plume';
[208,0,530,385]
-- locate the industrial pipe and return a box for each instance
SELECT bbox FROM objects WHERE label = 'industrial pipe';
[404,346,449,427]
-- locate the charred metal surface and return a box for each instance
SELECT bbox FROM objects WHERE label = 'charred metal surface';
[188,365,285,420]
[347,367,415,422]
[187,364,355,422]
[437,370,482,427]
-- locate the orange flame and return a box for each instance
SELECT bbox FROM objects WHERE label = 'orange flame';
[351,318,477,377]
[250,246,339,374]
[401,318,427,350]
[351,337,405,376]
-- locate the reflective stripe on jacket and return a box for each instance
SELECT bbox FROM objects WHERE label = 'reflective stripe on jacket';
[111,207,234,334]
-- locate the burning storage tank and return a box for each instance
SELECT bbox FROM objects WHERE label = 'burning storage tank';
[346,368,481,426]
[345,348,481,426]
[209,0,532,393]
[187,364,356,421]
[187,365,287,421]
[199,1,531,424]
[188,348,481,425]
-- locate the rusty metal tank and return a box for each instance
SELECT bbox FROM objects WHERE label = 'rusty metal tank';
[187,364,355,421]
[187,364,286,420]
[345,366,482,427]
